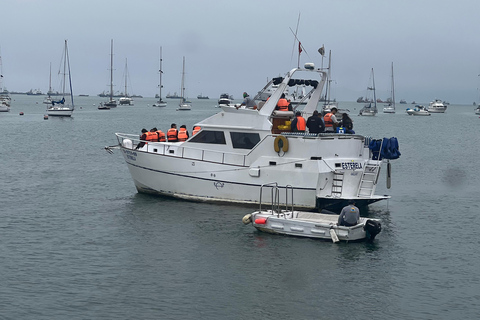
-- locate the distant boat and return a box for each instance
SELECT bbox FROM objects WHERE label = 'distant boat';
[359,68,378,116]
[383,62,396,114]
[153,47,167,107]
[103,39,117,108]
[475,105,480,115]
[97,102,110,110]
[427,99,447,113]
[406,105,430,116]
[217,93,232,107]
[197,94,209,99]
[166,92,181,99]
[26,89,43,95]
[79,94,89,97]
[0,53,11,112]
[176,56,191,111]
[46,40,74,117]
[119,58,134,106]
[399,99,407,104]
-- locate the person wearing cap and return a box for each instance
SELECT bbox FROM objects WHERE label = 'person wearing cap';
[290,111,306,132]
[135,128,148,149]
[338,200,360,227]
[324,107,339,132]
[236,92,257,109]
[306,110,325,134]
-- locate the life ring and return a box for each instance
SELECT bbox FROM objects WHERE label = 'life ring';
[274,135,289,153]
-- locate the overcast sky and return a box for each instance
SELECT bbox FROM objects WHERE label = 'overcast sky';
[1,0,479,104]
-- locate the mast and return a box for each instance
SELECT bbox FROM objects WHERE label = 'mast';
[124,58,128,97]
[180,56,185,103]
[62,40,67,97]
[372,68,377,110]
[109,39,114,102]
[48,62,52,96]
[159,47,163,101]
[66,40,74,109]
[391,62,395,110]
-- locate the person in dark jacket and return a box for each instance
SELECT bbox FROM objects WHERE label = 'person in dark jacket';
[135,128,148,149]
[306,110,325,133]
[340,113,355,134]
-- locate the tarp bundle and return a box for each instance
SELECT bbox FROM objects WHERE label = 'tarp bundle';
[369,137,401,160]
[52,97,65,105]
[271,77,319,88]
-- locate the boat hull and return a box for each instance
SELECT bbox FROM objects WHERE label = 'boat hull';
[47,108,73,116]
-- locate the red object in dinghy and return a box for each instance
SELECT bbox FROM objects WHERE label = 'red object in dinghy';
[254,218,267,224]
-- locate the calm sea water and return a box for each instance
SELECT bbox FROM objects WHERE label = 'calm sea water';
[1,95,479,319]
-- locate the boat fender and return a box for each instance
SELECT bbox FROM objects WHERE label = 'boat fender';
[254,217,267,224]
[242,214,252,225]
[274,135,289,153]
[364,219,382,240]
[386,161,392,189]
[329,227,339,243]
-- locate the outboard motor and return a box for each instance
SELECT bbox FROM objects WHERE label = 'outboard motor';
[364,220,382,240]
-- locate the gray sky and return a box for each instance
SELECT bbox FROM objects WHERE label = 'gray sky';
[1,0,479,104]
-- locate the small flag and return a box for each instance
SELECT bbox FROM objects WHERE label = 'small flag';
[318,46,325,56]
[299,42,302,54]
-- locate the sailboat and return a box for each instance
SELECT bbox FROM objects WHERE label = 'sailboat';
[43,63,53,105]
[321,50,349,117]
[153,47,167,107]
[176,56,191,111]
[359,68,378,116]
[46,40,74,117]
[383,62,396,113]
[104,39,117,108]
[119,58,134,105]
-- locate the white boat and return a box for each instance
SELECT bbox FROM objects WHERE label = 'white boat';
[406,105,430,116]
[217,93,232,107]
[43,63,54,105]
[0,53,10,112]
[119,58,134,106]
[153,47,167,108]
[427,99,447,113]
[359,68,378,116]
[383,62,396,114]
[103,39,117,108]
[0,99,10,112]
[242,184,382,242]
[112,63,401,212]
[46,40,74,117]
[176,56,191,111]
[475,106,480,115]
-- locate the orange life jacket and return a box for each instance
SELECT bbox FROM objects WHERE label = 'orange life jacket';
[156,130,166,142]
[178,128,189,141]
[277,98,289,111]
[192,126,201,135]
[167,128,178,141]
[296,116,306,131]
[146,131,157,142]
[324,113,334,127]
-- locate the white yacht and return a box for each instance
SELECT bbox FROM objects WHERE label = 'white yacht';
[475,105,480,115]
[427,99,447,113]
[359,68,378,116]
[47,40,74,117]
[406,105,430,116]
[217,93,232,107]
[113,63,401,212]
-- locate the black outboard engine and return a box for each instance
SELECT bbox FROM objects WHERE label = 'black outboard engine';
[364,220,382,240]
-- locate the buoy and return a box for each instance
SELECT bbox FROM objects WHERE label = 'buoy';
[329,228,339,243]
[44,115,48,120]
[273,135,289,153]
[242,214,252,225]
[19,112,24,115]
[254,217,267,224]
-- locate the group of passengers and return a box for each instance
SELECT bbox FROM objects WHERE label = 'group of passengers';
[135,123,201,149]
[291,107,355,134]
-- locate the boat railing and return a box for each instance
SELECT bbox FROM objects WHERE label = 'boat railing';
[115,133,248,167]
[258,183,294,217]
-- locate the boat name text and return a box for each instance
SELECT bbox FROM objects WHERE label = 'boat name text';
[123,149,137,161]
[341,162,363,170]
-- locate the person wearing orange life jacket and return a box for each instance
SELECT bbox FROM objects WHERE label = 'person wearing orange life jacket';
[167,123,178,142]
[177,125,189,142]
[275,93,289,111]
[135,128,148,149]
[192,126,201,135]
[324,107,339,132]
[156,128,166,142]
[146,128,158,142]
[290,111,306,132]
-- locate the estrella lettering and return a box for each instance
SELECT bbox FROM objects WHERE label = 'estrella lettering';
[341,162,363,170]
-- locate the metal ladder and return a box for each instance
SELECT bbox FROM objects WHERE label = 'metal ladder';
[357,163,380,197]
[331,171,344,198]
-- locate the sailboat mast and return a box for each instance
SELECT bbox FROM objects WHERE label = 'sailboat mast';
[181,56,185,103]
[372,68,377,108]
[159,47,163,100]
[66,40,74,109]
[391,62,395,110]
[124,58,128,97]
[110,39,114,101]
[62,40,67,97]
[48,62,52,96]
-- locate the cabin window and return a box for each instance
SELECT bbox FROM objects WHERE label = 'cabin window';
[230,132,261,149]
[189,130,226,144]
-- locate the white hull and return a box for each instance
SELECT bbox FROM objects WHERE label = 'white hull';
[153,101,167,107]
[383,107,395,113]
[427,100,447,113]
[177,104,191,111]
[359,111,376,116]
[427,108,446,113]
[0,105,10,112]
[47,107,73,116]
[119,97,134,105]
[475,108,480,115]
[248,210,381,241]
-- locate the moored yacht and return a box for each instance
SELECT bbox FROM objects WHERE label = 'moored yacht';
[427,99,447,113]
[113,63,401,212]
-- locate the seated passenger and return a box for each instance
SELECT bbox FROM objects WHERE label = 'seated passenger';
[338,200,360,227]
